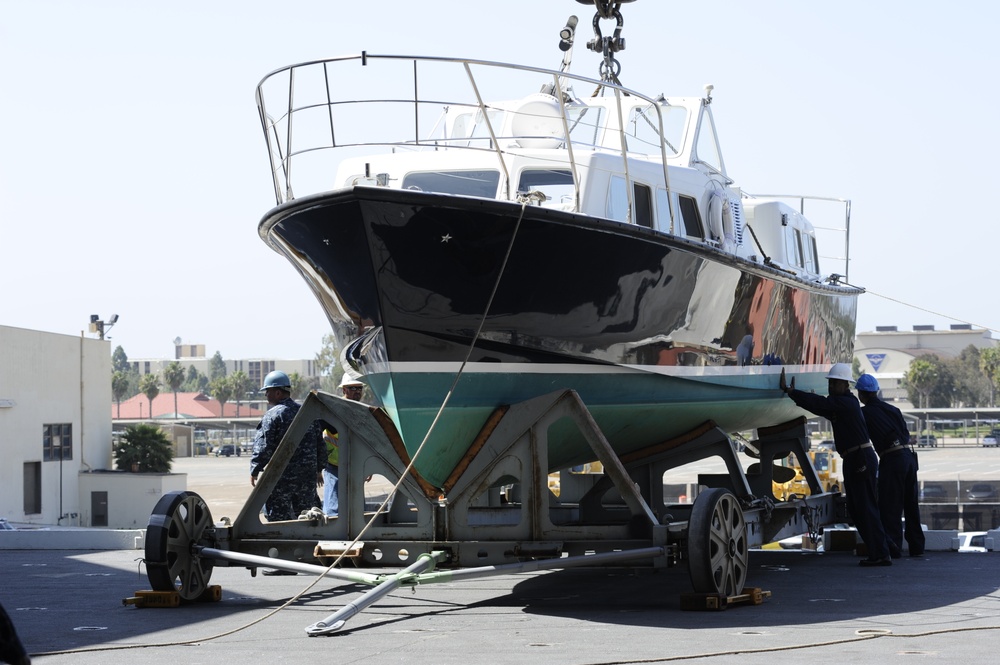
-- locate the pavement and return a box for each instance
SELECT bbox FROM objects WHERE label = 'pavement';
[4,446,1000,663]
[3,547,1000,664]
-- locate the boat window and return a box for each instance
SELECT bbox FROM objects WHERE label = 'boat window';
[695,111,723,172]
[677,195,705,238]
[608,176,653,227]
[565,106,605,148]
[517,169,575,207]
[400,170,501,198]
[448,109,505,148]
[626,104,685,157]
[785,228,804,268]
[809,236,821,274]
[801,232,817,273]
[634,184,653,228]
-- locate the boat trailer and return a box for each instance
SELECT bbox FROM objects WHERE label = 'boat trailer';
[144,390,843,634]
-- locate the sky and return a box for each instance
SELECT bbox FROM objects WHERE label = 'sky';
[3,1,999,362]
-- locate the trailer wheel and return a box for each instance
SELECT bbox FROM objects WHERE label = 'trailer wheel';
[145,491,215,600]
[687,488,748,596]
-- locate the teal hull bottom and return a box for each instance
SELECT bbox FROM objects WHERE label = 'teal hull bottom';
[365,363,824,488]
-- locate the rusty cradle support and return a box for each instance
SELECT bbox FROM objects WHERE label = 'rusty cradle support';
[216,389,681,568]
[214,390,839,571]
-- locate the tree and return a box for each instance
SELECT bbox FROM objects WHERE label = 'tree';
[288,371,314,400]
[112,345,131,374]
[229,370,253,417]
[115,424,173,473]
[183,365,209,393]
[314,333,340,392]
[163,361,185,419]
[209,351,227,382]
[981,347,1000,407]
[210,376,233,417]
[947,346,990,408]
[905,357,939,409]
[139,373,160,419]
[112,371,130,418]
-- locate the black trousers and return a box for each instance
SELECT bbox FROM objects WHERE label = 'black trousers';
[878,449,925,555]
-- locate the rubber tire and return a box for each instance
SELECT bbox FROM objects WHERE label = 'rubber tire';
[145,491,215,600]
[687,488,748,596]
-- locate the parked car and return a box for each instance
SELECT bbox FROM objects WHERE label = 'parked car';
[983,434,999,448]
[966,483,997,502]
[815,439,835,450]
[913,434,937,448]
[919,483,947,501]
[215,444,238,457]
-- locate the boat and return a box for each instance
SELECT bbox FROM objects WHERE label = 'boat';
[254,2,861,490]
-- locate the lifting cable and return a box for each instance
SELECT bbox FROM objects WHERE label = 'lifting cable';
[841,280,1000,337]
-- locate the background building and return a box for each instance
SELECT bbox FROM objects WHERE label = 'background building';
[854,324,998,407]
[0,325,113,526]
[128,340,319,390]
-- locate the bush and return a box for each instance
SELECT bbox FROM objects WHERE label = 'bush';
[115,424,174,473]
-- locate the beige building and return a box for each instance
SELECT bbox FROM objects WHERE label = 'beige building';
[854,324,998,407]
[128,341,319,391]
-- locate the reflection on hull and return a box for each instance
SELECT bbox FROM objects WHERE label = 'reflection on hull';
[262,188,859,487]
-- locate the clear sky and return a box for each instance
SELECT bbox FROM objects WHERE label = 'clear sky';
[2,1,998,361]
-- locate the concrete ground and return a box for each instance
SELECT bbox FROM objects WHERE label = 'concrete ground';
[3,547,999,664]
[4,446,1000,663]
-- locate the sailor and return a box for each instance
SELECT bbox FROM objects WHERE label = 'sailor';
[856,373,925,558]
[322,375,366,517]
[249,370,324,524]
[779,363,893,566]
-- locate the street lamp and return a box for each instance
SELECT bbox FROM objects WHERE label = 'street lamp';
[89,314,119,340]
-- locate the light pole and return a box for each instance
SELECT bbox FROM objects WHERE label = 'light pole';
[88,314,119,340]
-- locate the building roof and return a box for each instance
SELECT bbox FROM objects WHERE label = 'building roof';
[112,392,264,420]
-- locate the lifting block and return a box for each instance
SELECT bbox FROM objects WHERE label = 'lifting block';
[315,540,364,566]
[123,585,222,608]
[680,587,771,611]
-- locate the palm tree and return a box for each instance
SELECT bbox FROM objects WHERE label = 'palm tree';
[229,370,253,417]
[210,376,233,418]
[163,361,185,419]
[111,370,130,418]
[139,373,161,420]
[906,359,939,409]
[115,423,173,473]
[980,347,1000,408]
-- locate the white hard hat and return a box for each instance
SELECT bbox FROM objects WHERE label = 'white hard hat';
[824,363,855,384]
[338,374,364,388]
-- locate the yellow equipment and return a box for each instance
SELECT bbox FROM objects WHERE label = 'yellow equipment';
[772,448,840,501]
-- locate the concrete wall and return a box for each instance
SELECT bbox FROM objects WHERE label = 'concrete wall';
[0,326,113,525]
[78,471,187,528]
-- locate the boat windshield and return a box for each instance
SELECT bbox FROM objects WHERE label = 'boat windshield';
[400,170,501,198]
[626,104,687,157]
[517,169,575,207]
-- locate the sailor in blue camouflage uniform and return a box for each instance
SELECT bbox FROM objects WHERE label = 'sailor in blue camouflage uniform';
[780,363,893,566]
[250,371,324,522]
[856,373,925,558]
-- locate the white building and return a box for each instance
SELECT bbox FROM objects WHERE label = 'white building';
[0,325,184,528]
[854,324,998,405]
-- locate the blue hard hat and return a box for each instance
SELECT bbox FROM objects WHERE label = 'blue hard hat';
[260,370,291,391]
[856,374,880,392]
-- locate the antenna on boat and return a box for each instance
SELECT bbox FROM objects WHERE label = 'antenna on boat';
[577,0,636,84]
